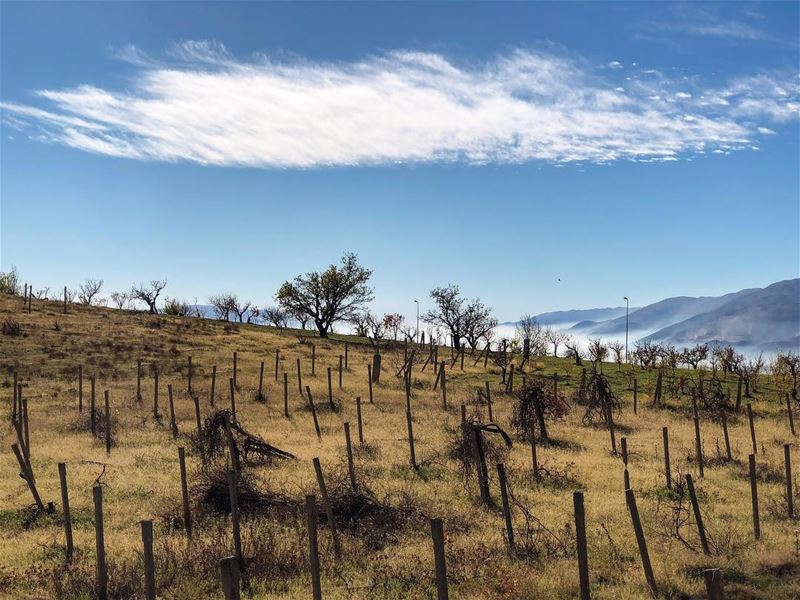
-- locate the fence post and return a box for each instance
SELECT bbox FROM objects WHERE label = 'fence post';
[485,381,493,422]
[356,397,364,445]
[692,396,704,478]
[305,495,322,600]
[305,386,322,439]
[229,378,236,420]
[496,463,514,552]
[338,355,343,389]
[11,444,43,509]
[662,426,671,489]
[258,361,264,400]
[141,520,156,600]
[749,454,760,540]
[78,366,83,414]
[227,470,244,568]
[210,365,216,406]
[283,372,289,417]
[327,368,334,409]
[573,491,590,600]
[312,457,342,560]
[168,384,177,439]
[219,555,241,600]
[90,378,96,434]
[232,351,237,388]
[685,474,710,554]
[371,353,381,383]
[721,413,732,461]
[193,394,202,437]
[93,484,108,600]
[787,394,796,436]
[344,422,357,491]
[786,444,795,518]
[63,285,67,313]
[153,370,159,419]
[104,390,111,455]
[178,447,192,539]
[633,378,638,414]
[297,358,303,394]
[275,349,280,381]
[431,518,448,600]
[441,363,447,410]
[747,403,757,454]
[621,437,630,490]
[188,356,193,397]
[625,488,657,597]
[136,359,142,402]
[406,410,418,470]
[57,462,74,562]
[703,568,724,600]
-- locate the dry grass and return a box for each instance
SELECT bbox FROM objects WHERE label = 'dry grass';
[1,293,798,599]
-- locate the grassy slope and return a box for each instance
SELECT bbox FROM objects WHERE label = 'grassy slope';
[0,293,798,599]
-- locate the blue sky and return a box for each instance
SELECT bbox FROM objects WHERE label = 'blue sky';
[1,1,798,323]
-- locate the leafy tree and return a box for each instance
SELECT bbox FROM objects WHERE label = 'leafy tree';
[276,252,373,338]
[0,266,21,295]
[383,313,405,341]
[424,284,495,351]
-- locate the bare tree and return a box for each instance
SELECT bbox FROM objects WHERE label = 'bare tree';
[632,340,659,369]
[383,313,405,341]
[130,280,167,314]
[209,293,234,321]
[34,287,50,300]
[516,313,547,355]
[229,296,252,323]
[608,341,624,368]
[587,338,608,369]
[246,306,260,324]
[544,327,568,357]
[680,344,709,369]
[564,336,583,366]
[110,292,129,310]
[424,284,494,351]
[263,306,290,331]
[288,306,310,330]
[276,252,373,338]
[774,351,800,402]
[78,278,104,305]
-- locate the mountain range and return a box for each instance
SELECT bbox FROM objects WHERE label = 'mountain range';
[525,279,799,353]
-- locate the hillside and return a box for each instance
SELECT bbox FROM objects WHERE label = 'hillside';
[1,293,798,600]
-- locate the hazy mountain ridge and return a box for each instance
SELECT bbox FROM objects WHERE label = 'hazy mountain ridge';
[521,279,799,353]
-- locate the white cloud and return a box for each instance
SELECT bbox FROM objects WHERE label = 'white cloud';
[1,43,797,168]
[608,60,624,69]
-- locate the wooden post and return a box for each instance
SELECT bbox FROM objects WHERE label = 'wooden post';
[90,377,96,434]
[573,491,590,600]
[633,378,638,414]
[104,390,111,455]
[258,361,264,400]
[338,355,343,389]
[224,413,241,474]
[530,418,539,480]
[748,454,760,540]
[210,365,216,406]
[220,555,241,600]
[721,412,733,462]
[78,366,83,414]
[227,470,244,568]
[625,488,657,597]
[356,397,364,445]
[305,495,322,600]
[485,381,492,422]
[344,422,357,491]
[229,378,236,420]
[153,370,159,419]
[275,349,280,381]
[232,351,238,389]
[312,457,342,559]
[367,365,374,403]
[93,484,108,600]
[193,393,202,437]
[692,396,704,478]
[621,437,630,491]
[311,345,316,376]
[178,447,192,539]
[136,359,142,402]
[507,363,515,394]
[22,392,30,466]
[703,568,724,600]
[305,386,322,439]
[188,356,192,397]
[786,444,795,518]
[441,363,447,410]
[747,403,757,454]
[473,428,491,505]
[431,518,448,600]
[662,426,671,489]
[283,372,289,418]
[345,343,349,370]
[787,394,796,436]
[63,285,67,313]
[371,353,381,383]
[327,368,333,408]
[297,358,303,394]
[168,384,178,439]
[11,371,17,423]
[141,520,156,600]
[57,463,74,562]
[685,474,710,554]
[406,410,418,470]
[497,463,514,552]
[12,443,42,509]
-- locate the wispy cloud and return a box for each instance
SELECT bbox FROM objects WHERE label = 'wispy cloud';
[1,42,798,168]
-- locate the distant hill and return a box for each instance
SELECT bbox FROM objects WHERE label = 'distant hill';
[513,279,799,353]
[642,279,799,349]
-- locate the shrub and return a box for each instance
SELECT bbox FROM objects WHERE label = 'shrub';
[2,318,21,336]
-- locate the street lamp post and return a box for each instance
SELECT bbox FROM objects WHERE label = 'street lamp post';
[623,296,629,364]
[414,300,419,344]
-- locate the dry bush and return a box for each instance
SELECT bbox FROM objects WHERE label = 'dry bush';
[511,376,569,441]
[2,318,22,336]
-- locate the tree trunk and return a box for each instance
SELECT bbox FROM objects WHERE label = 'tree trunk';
[316,321,328,338]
